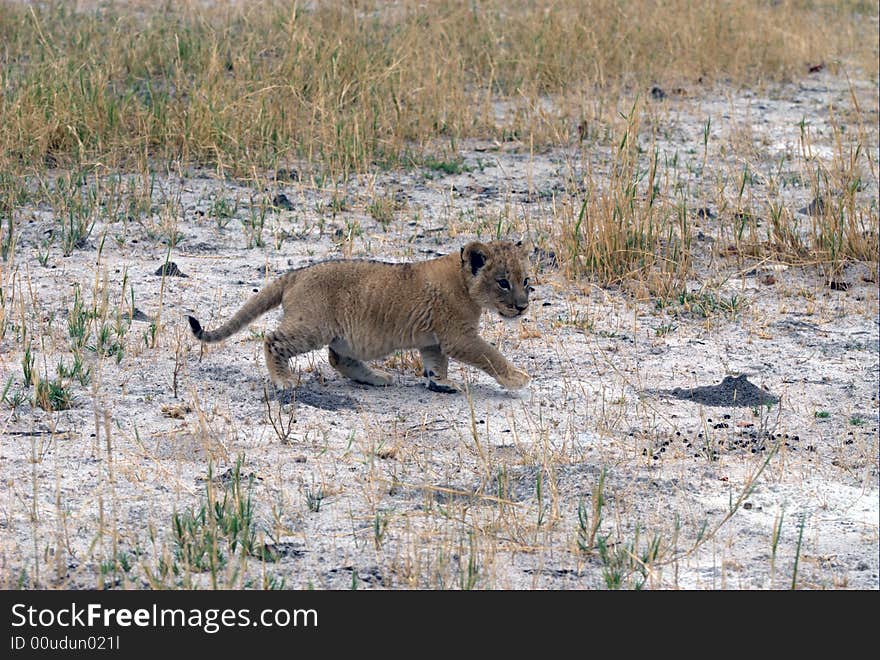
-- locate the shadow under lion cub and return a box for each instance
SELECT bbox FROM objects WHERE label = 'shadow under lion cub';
[187,240,533,393]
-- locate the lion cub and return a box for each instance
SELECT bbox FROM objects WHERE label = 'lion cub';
[187,240,533,393]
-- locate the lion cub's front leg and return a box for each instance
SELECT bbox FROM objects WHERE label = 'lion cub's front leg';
[445,336,530,391]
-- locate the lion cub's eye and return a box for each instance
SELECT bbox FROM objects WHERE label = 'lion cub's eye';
[523,277,530,287]
[497,278,511,290]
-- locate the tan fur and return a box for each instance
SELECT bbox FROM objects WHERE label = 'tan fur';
[187,240,533,392]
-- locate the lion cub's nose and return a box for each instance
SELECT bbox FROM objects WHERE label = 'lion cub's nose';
[515,303,528,313]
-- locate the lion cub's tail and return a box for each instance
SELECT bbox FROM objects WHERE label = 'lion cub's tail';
[187,270,296,343]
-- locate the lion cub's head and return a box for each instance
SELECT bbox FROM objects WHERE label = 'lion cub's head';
[460,240,533,318]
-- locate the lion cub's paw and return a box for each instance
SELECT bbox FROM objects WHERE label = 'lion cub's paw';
[269,374,295,389]
[426,378,462,394]
[499,367,530,390]
[353,369,393,387]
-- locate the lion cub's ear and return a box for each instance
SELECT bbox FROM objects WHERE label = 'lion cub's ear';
[515,238,533,259]
[461,241,490,276]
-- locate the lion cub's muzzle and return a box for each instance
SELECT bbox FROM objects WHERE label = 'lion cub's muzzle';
[501,301,529,318]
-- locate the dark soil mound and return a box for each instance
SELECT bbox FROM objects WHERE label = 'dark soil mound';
[667,375,778,407]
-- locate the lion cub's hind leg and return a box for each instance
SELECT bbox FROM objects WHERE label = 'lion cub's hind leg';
[420,345,461,394]
[328,343,393,387]
[264,325,325,388]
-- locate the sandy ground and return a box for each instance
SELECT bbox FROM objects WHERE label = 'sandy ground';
[1,71,878,589]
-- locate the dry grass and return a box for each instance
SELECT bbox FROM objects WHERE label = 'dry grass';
[0,0,876,176]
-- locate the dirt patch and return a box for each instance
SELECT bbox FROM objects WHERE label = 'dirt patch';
[275,386,358,412]
[658,375,779,407]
